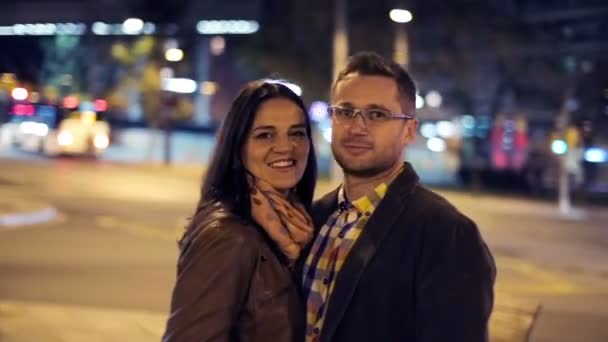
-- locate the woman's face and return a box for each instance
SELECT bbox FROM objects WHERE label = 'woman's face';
[242,97,310,192]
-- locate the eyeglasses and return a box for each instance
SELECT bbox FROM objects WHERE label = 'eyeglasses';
[328,105,415,125]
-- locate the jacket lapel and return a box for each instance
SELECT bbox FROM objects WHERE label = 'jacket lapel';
[320,164,419,342]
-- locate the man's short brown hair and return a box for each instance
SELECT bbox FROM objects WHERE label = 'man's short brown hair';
[332,51,417,112]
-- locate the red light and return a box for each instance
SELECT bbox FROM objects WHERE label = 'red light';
[63,96,79,109]
[12,104,35,116]
[94,99,108,112]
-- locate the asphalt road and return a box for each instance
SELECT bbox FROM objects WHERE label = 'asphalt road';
[1,157,607,341]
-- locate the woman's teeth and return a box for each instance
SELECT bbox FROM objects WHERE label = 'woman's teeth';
[269,160,295,168]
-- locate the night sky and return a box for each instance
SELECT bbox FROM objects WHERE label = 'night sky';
[1,0,607,122]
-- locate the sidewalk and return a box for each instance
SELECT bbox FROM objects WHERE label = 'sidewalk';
[0,300,166,342]
[0,296,538,342]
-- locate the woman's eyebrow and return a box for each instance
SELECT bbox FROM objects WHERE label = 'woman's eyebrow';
[252,125,276,132]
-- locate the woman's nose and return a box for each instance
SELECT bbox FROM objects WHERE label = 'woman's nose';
[272,136,294,153]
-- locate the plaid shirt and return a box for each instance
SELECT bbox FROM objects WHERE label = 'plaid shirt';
[302,182,388,341]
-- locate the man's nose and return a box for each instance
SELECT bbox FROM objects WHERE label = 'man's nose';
[347,113,369,135]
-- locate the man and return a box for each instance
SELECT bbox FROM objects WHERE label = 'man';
[298,52,496,342]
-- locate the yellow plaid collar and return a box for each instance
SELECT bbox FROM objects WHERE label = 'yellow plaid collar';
[337,182,389,214]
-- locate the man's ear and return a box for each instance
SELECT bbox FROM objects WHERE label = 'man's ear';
[401,119,418,144]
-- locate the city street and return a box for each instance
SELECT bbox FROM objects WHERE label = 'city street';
[1,157,607,342]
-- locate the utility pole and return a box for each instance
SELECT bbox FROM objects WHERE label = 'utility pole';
[333,0,348,82]
[556,82,577,215]
[330,0,349,182]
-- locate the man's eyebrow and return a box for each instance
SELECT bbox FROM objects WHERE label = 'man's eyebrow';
[336,102,391,111]
[364,104,391,111]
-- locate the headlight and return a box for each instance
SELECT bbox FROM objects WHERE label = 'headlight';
[19,122,49,137]
[57,131,73,146]
[93,134,109,149]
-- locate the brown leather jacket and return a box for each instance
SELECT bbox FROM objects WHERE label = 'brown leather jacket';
[163,203,304,342]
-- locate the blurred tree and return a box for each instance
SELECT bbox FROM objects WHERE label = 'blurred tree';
[140,61,162,127]
[108,36,194,164]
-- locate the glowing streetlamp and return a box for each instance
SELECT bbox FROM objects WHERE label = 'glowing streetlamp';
[389,7,413,67]
[122,18,144,35]
[389,9,413,23]
[165,48,184,62]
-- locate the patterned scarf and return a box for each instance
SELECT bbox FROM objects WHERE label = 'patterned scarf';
[249,177,314,263]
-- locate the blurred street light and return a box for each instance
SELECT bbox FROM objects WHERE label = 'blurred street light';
[200,81,218,96]
[165,48,184,62]
[93,21,155,36]
[92,22,110,35]
[551,139,568,155]
[389,9,413,23]
[415,94,424,109]
[122,18,144,35]
[427,137,446,152]
[162,78,197,94]
[425,90,443,108]
[19,121,48,137]
[94,134,110,149]
[57,131,73,146]
[210,36,226,56]
[160,67,174,79]
[196,20,259,35]
[11,88,28,101]
[1,23,84,36]
[436,121,456,138]
[420,122,437,139]
[584,148,607,163]
[390,7,412,67]
[309,101,329,122]
[0,26,13,35]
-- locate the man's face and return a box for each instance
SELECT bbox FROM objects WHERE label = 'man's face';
[330,74,417,177]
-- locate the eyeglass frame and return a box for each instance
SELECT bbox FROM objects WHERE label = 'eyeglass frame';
[328,105,416,124]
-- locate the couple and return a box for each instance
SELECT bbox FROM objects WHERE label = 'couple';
[162,52,496,342]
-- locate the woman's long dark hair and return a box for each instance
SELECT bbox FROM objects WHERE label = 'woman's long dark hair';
[182,80,317,245]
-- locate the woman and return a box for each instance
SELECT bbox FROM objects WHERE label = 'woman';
[163,80,317,342]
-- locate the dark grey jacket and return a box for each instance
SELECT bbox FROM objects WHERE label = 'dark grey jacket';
[296,163,496,342]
